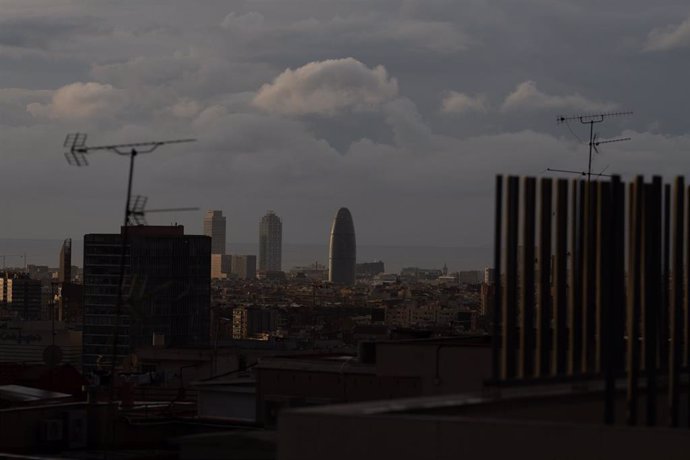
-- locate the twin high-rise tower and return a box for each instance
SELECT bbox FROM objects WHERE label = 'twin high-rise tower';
[204,210,226,255]
[329,207,356,285]
[202,208,355,284]
[259,211,282,272]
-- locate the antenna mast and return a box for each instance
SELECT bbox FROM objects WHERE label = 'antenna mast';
[63,133,196,402]
[554,111,632,182]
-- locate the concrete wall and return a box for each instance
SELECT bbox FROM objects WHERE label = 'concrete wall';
[0,402,110,454]
[256,367,421,426]
[278,410,690,460]
[198,388,256,422]
[375,343,491,394]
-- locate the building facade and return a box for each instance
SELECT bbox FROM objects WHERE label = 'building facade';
[0,273,42,321]
[59,238,72,283]
[231,255,257,280]
[329,207,356,285]
[82,226,211,372]
[204,210,226,255]
[211,254,232,279]
[259,211,282,272]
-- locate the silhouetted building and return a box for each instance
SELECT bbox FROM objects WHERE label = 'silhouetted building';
[204,210,226,255]
[356,261,385,277]
[59,238,71,283]
[483,267,495,284]
[232,255,257,280]
[56,238,83,324]
[259,211,282,272]
[0,273,41,320]
[232,306,276,339]
[211,254,232,279]
[329,207,356,285]
[82,226,211,372]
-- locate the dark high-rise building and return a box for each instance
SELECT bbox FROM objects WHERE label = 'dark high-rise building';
[204,210,226,255]
[231,255,257,280]
[0,272,41,320]
[59,238,72,283]
[82,226,211,372]
[328,207,356,285]
[57,238,83,324]
[259,211,282,272]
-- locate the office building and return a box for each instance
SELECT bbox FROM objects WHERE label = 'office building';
[231,255,257,280]
[0,273,42,321]
[56,238,83,324]
[232,306,276,340]
[211,254,232,279]
[82,225,211,372]
[259,211,282,272]
[329,207,356,285]
[59,238,72,283]
[356,261,385,277]
[204,210,226,255]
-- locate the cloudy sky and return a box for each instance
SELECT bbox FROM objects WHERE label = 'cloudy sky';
[1,0,689,248]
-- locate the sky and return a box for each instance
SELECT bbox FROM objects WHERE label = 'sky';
[1,0,689,248]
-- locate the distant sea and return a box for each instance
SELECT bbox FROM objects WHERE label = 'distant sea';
[0,239,492,273]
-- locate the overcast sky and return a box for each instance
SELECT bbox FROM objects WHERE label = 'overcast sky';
[1,0,689,247]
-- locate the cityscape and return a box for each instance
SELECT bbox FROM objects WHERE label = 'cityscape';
[1,1,690,459]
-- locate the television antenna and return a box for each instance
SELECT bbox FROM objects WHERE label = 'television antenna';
[552,111,632,182]
[63,133,196,402]
[128,195,199,225]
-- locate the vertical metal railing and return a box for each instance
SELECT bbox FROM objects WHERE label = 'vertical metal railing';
[492,174,690,428]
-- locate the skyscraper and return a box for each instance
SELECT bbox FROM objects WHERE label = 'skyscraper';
[82,226,211,372]
[259,211,282,272]
[0,272,41,320]
[204,210,226,255]
[231,255,257,280]
[329,208,356,285]
[59,238,71,283]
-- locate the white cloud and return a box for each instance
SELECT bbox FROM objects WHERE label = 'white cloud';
[26,82,126,119]
[501,81,616,113]
[644,17,690,51]
[441,91,488,114]
[252,58,398,115]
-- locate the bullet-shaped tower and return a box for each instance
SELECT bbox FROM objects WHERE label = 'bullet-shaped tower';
[329,207,356,285]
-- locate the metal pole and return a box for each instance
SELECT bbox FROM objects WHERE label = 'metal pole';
[110,148,137,402]
[587,121,594,183]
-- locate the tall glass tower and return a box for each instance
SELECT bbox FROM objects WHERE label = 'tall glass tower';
[204,210,226,255]
[259,211,282,272]
[329,208,356,285]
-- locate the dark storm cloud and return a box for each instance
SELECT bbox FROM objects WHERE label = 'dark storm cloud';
[1,0,690,252]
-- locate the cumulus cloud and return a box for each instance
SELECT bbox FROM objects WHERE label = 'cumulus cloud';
[644,17,690,51]
[252,58,398,115]
[383,98,432,149]
[441,91,488,114]
[501,81,616,112]
[26,82,126,119]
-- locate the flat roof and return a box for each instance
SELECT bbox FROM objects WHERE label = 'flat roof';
[0,385,72,402]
